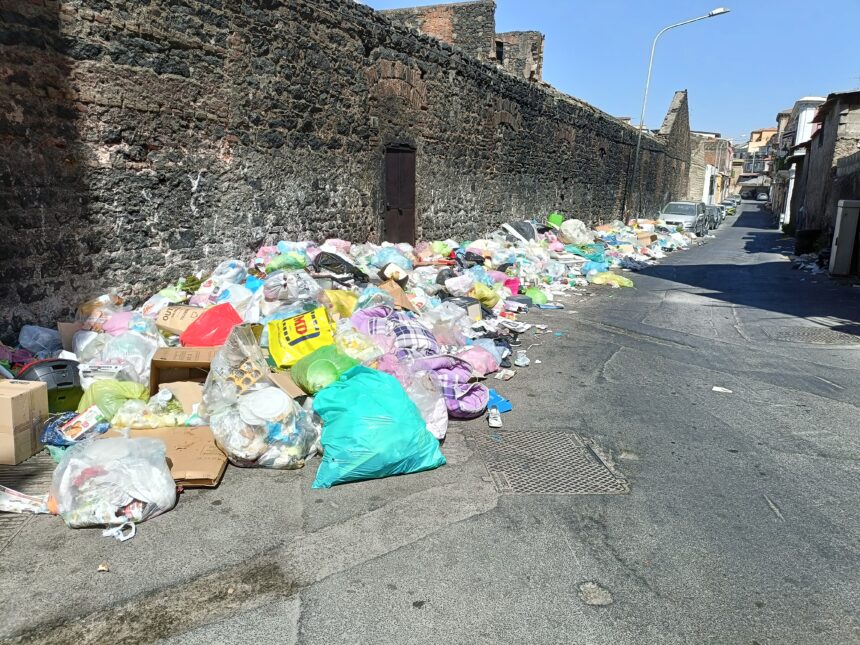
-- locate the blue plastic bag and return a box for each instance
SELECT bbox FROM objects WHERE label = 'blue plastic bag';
[371,247,413,271]
[312,366,446,488]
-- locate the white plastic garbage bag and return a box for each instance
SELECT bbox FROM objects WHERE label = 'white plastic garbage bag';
[49,437,176,528]
[559,219,594,245]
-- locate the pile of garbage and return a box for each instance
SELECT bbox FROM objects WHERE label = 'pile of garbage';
[0,215,699,538]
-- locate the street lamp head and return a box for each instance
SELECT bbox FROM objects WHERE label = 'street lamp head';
[708,7,730,16]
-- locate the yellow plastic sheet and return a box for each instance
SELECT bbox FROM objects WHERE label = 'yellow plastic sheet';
[323,290,358,318]
[588,272,634,288]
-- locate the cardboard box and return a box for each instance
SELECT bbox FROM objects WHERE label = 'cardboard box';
[268,371,305,399]
[158,381,203,415]
[57,321,83,352]
[156,306,204,336]
[0,380,49,465]
[102,426,227,488]
[149,347,220,395]
[379,280,418,313]
[636,232,658,245]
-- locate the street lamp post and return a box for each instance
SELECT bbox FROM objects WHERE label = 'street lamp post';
[627,7,730,216]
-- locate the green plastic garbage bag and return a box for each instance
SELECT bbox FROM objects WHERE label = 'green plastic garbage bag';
[312,366,446,488]
[291,345,358,395]
[523,287,549,305]
[77,381,149,420]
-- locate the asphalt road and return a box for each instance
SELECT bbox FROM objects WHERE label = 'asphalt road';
[3,203,860,644]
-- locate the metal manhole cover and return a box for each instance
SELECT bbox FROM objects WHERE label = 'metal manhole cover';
[0,451,55,554]
[767,327,860,345]
[469,430,628,495]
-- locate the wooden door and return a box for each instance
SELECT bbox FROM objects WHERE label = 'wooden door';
[383,146,416,245]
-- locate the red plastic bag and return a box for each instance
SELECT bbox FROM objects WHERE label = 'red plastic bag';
[179,304,242,347]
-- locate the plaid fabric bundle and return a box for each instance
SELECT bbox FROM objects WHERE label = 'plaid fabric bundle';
[412,355,489,419]
[391,320,438,360]
[351,306,439,360]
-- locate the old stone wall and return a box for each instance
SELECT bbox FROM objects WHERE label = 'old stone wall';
[0,0,689,339]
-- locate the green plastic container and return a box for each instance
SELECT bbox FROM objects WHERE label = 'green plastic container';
[291,345,358,395]
[547,212,565,229]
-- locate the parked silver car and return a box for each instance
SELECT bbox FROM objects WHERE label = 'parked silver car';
[756,192,769,201]
[659,201,707,237]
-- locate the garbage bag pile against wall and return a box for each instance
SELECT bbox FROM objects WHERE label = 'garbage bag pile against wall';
[0,209,704,526]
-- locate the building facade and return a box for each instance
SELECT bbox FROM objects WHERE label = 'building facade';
[770,97,826,224]
[792,90,860,234]
[687,132,733,204]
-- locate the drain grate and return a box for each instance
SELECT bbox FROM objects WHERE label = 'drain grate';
[0,451,55,555]
[766,326,860,345]
[469,430,628,495]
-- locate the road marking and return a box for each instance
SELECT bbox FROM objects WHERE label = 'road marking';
[763,495,785,522]
[814,376,844,390]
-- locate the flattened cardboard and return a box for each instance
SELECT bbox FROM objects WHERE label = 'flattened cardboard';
[156,306,204,335]
[268,371,305,399]
[102,426,227,488]
[57,322,83,352]
[636,232,658,245]
[149,347,220,395]
[379,279,418,312]
[0,380,48,465]
[158,381,203,415]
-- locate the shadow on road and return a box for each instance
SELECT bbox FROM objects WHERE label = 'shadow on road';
[638,206,860,324]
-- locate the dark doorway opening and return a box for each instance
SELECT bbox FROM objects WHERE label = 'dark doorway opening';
[382,145,416,245]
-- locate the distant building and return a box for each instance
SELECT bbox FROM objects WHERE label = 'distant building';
[687,132,733,204]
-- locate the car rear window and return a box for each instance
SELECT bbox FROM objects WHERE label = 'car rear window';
[662,202,695,216]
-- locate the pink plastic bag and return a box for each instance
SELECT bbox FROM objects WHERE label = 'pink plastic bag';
[503,278,521,295]
[179,303,242,347]
[458,346,500,377]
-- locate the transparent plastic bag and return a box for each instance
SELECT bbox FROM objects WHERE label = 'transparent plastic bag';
[111,390,189,429]
[101,331,159,383]
[76,293,125,332]
[203,325,320,469]
[334,326,384,364]
[18,325,62,357]
[48,437,176,528]
[262,270,322,303]
[405,371,448,440]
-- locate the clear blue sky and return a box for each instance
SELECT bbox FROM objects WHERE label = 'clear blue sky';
[364,0,860,140]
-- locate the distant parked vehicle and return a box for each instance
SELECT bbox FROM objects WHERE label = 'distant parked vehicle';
[741,190,752,199]
[756,192,768,201]
[729,195,742,205]
[705,205,722,229]
[720,199,737,216]
[659,201,708,237]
